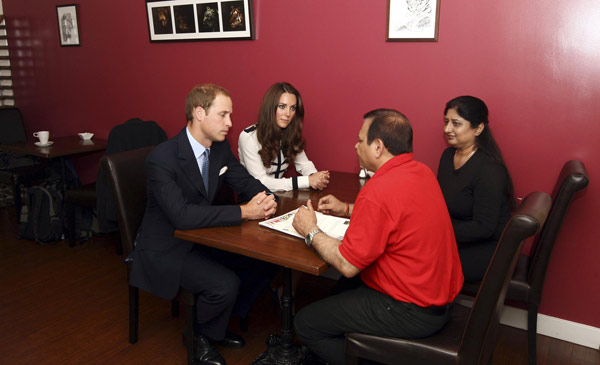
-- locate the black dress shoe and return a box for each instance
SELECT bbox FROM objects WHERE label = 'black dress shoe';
[195,335,226,365]
[216,330,245,348]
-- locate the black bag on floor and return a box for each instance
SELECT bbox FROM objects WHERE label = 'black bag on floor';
[18,186,64,244]
[71,205,99,242]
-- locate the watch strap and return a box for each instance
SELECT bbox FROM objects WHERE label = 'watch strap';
[305,228,322,247]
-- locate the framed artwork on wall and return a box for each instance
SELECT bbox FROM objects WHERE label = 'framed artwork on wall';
[146,0,254,42]
[386,0,440,42]
[56,4,81,46]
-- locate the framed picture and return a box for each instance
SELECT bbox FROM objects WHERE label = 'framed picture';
[146,0,254,42]
[387,0,440,42]
[56,4,81,46]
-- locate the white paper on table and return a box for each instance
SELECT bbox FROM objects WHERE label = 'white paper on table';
[259,208,350,240]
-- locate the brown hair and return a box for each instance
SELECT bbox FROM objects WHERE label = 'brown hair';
[185,83,231,123]
[256,82,306,168]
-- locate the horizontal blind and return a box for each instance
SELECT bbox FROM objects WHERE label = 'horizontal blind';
[0,15,15,106]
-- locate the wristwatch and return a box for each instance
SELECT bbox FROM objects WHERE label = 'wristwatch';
[305,228,323,247]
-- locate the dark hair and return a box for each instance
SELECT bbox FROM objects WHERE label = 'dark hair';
[444,95,515,207]
[256,82,306,168]
[185,83,230,123]
[363,108,413,155]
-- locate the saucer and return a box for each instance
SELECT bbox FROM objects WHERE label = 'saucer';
[34,141,53,147]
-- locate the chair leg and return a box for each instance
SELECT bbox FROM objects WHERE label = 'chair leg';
[171,299,180,317]
[184,299,197,365]
[527,303,538,365]
[345,354,359,365]
[240,315,249,332]
[129,285,139,344]
[115,232,124,256]
[13,179,22,219]
[67,202,76,247]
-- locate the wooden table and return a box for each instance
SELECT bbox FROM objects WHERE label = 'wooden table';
[1,135,107,214]
[0,135,107,159]
[175,171,365,364]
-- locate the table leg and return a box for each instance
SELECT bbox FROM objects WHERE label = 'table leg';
[252,268,308,364]
[60,157,67,191]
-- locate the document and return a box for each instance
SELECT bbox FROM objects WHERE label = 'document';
[259,208,350,240]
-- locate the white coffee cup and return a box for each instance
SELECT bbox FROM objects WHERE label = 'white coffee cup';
[33,131,50,144]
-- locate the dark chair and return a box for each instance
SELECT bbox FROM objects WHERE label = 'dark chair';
[462,160,589,365]
[66,118,167,251]
[0,107,47,217]
[100,146,197,365]
[65,183,97,247]
[345,191,552,365]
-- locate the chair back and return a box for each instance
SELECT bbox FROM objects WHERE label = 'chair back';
[100,146,154,258]
[460,191,551,364]
[96,118,167,233]
[525,160,589,305]
[0,107,26,144]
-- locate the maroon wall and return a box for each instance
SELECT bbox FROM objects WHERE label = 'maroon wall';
[4,1,599,328]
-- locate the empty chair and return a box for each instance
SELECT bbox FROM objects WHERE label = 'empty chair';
[345,191,551,365]
[100,146,197,364]
[0,107,28,146]
[0,107,47,217]
[462,160,589,365]
[65,182,97,246]
[96,117,167,236]
[66,117,167,250]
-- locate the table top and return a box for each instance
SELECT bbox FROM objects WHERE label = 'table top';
[0,135,107,159]
[175,171,366,276]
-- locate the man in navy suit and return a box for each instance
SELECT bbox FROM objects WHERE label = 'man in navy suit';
[130,84,278,365]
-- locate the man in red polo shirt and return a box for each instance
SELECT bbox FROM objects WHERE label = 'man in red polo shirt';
[293,108,464,365]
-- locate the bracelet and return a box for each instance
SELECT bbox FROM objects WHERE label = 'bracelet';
[344,202,349,217]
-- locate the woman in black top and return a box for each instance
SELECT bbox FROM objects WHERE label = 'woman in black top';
[437,96,514,281]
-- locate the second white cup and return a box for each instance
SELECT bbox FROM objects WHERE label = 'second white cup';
[33,131,50,144]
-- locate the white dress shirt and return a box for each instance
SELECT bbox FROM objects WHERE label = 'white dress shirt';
[238,124,317,191]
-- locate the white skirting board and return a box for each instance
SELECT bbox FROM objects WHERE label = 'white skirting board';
[455,295,600,349]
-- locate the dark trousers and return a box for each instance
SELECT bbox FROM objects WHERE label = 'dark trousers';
[458,240,497,281]
[294,280,452,365]
[180,245,278,341]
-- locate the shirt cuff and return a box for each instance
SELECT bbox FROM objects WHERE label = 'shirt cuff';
[297,175,310,189]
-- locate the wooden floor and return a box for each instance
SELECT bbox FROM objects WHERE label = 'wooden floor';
[0,205,598,365]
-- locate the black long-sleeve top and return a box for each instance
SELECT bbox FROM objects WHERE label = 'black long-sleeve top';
[437,147,511,245]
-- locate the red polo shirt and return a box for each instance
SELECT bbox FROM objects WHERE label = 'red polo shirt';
[339,153,463,307]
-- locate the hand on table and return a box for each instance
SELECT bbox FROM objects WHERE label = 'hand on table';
[317,194,345,216]
[309,170,330,190]
[241,191,277,220]
[292,199,318,237]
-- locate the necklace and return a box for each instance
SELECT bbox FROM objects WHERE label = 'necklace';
[456,148,476,160]
[454,148,477,169]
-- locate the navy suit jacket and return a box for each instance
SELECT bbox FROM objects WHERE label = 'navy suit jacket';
[129,128,270,299]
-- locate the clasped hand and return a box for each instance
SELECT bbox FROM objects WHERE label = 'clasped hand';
[309,170,330,190]
[241,191,277,220]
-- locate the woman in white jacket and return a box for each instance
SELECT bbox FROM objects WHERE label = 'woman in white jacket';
[238,82,329,192]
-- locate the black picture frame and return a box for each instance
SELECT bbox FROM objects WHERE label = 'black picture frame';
[56,4,81,46]
[146,0,254,42]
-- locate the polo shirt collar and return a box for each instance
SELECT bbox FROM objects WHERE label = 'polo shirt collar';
[375,153,414,177]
